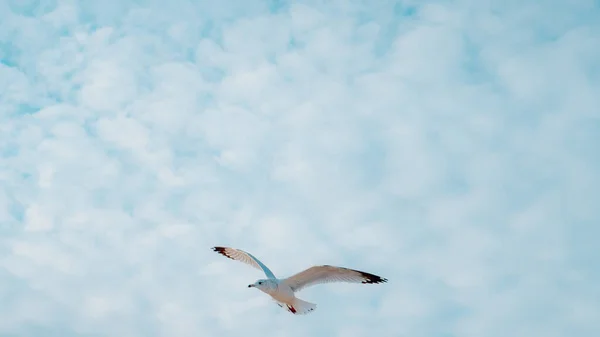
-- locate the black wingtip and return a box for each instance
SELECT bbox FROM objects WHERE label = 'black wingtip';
[212,246,235,260]
[329,265,387,284]
[358,270,388,284]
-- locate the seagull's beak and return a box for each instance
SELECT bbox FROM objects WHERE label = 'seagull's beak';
[248,284,254,288]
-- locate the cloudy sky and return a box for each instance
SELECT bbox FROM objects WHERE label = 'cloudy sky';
[1,0,599,336]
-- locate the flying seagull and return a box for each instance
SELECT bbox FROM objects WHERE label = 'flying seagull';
[211,246,387,315]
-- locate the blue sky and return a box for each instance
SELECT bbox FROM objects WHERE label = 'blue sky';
[1,0,599,336]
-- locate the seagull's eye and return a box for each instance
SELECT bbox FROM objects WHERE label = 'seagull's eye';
[258,282,262,285]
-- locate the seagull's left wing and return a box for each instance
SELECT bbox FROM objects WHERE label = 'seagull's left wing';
[212,246,276,279]
[282,265,387,292]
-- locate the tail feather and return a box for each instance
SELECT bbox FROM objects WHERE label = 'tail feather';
[284,298,316,315]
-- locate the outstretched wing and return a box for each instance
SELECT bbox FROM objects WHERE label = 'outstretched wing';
[282,265,387,292]
[211,246,276,279]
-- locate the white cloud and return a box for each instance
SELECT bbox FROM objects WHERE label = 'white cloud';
[1,0,599,336]
[24,203,54,231]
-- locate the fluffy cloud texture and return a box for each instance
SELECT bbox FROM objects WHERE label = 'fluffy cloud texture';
[1,0,599,336]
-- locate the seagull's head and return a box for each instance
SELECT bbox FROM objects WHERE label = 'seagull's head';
[248,279,276,293]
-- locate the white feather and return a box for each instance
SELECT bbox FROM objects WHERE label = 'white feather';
[282,265,387,292]
[212,246,276,279]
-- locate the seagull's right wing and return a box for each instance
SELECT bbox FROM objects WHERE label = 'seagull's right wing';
[282,265,387,292]
[211,246,276,279]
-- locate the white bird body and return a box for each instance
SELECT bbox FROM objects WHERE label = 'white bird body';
[270,282,295,303]
[248,278,305,313]
[212,246,387,315]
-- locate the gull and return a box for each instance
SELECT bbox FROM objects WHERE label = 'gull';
[211,246,387,315]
